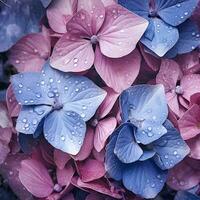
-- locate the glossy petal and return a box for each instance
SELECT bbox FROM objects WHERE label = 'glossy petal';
[120,84,168,144]
[153,120,189,170]
[77,159,105,182]
[19,159,54,198]
[94,117,117,152]
[50,33,94,72]
[123,160,168,199]
[175,191,200,200]
[44,110,86,155]
[178,104,200,140]
[141,18,179,57]
[114,124,143,163]
[98,4,148,58]
[156,0,199,26]
[0,0,45,52]
[47,0,77,33]
[94,47,141,93]
[16,105,51,135]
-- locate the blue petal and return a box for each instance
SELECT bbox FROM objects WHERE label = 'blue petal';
[156,0,199,26]
[175,191,200,200]
[139,150,156,161]
[11,72,54,106]
[152,120,190,170]
[0,0,45,52]
[120,84,168,144]
[122,159,168,199]
[40,0,52,7]
[105,134,124,181]
[43,110,86,155]
[118,0,149,18]
[16,105,52,134]
[141,18,179,57]
[114,123,143,164]
[166,20,200,57]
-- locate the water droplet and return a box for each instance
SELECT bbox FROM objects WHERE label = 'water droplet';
[49,78,54,83]
[18,90,22,94]
[164,154,169,159]
[151,183,155,188]
[61,135,65,141]
[64,86,68,90]
[184,12,188,15]
[78,140,82,145]
[75,88,79,92]
[81,113,85,118]
[41,80,45,85]
[74,58,78,63]
[57,80,61,83]
[82,105,87,110]
[147,127,152,131]
[176,3,181,7]
[180,181,185,186]
[9,171,13,175]
[36,93,41,98]
[147,132,153,137]
[22,118,27,123]
[173,151,178,155]
[32,119,38,125]
[48,92,55,98]
[24,123,29,128]
[99,14,104,18]
[15,60,20,64]
[192,46,195,50]
[18,83,23,88]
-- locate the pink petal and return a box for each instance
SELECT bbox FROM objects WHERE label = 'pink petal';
[0,102,12,128]
[72,127,94,161]
[95,47,141,93]
[166,92,180,117]
[77,0,105,34]
[8,33,51,72]
[178,104,200,140]
[187,135,200,159]
[94,117,117,152]
[47,0,77,33]
[92,149,105,162]
[156,59,181,92]
[6,85,21,118]
[178,95,189,110]
[77,159,105,182]
[63,193,75,200]
[57,163,75,187]
[181,74,200,102]
[0,142,10,164]
[54,149,71,169]
[86,194,104,200]
[190,92,200,106]
[101,0,117,6]
[0,127,12,145]
[19,159,54,198]
[50,33,94,72]
[76,178,122,199]
[98,4,148,58]
[167,158,200,190]
[0,154,33,200]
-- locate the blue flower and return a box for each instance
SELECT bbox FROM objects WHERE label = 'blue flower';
[175,191,200,200]
[105,85,189,199]
[11,62,106,155]
[118,0,200,57]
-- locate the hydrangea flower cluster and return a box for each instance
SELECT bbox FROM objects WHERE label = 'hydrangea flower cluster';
[0,0,200,200]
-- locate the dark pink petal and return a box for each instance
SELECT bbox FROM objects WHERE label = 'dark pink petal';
[167,158,200,190]
[95,47,141,93]
[72,127,94,161]
[0,154,33,200]
[190,92,200,106]
[0,142,10,164]
[76,178,122,199]
[50,33,94,72]
[77,159,105,182]
[86,194,104,200]
[54,149,71,169]
[98,4,148,58]
[8,33,51,72]
[0,127,12,144]
[181,74,200,102]
[178,104,200,140]
[63,193,75,200]
[19,159,54,198]
[57,163,74,187]
[47,0,77,33]
[94,117,117,152]
[187,135,200,159]
[77,0,105,35]
[6,85,21,118]
[156,59,181,92]
[166,92,180,117]
[92,149,105,162]
[96,87,119,119]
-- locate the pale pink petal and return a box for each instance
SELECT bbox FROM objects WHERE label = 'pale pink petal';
[50,33,94,72]
[72,127,94,161]
[96,87,119,119]
[19,159,54,198]
[178,104,200,140]
[94,117,117,152]
[156,59,181,92]
[54,149,71,169]
[178,95,189,109]
[0,102,12,128]
[181,74,200,102]
[95,47,141,93]
[0,127,12,144]
[77,159,105,182]
[57,163,74,187]
[8,33,51,72]
[6,85,21,118]
[98,4,148,58]
[0,154,33,200]
[47,0,77,33]
[167,158,200,190]
[101,0,117,6]
[187,135,200,159]
[77,0,105,34]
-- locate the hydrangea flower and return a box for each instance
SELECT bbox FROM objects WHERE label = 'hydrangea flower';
[50,0,148,92]
[175,191,200,200]
[11,62,106,155]
[118,0,200,57]
[105,84,189,198]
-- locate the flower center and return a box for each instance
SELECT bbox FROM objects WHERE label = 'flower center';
[52,100,63,111]
[90,35,98,44]
[175,85,184,95]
